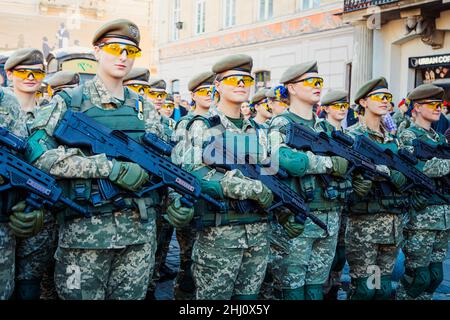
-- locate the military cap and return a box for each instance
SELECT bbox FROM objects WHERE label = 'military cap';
[47,71,80,88]
[188,71,215,92]
[407,84,444,101]
[212,54,253,74]
[280,61,318,84]
[4,48,44,71]
[354,76,388,104]
[123,67,150,82]
[250,88,268,105]
[165,94,174,104]
[321,90,348,106]
[148,78,166,90]
[92,19,141,46]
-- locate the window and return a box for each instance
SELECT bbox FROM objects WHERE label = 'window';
[255,70,271,90]
[171,79,180,94]
[224,0,236,28]
[300,0,320,11]
[259,0,273,21]
[172,0,181,41]
[195,0,206,34]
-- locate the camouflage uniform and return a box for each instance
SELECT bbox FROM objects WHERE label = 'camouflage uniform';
[0,87,28,300]
[147,114,177,298]
[11,106,59,300]
[182,107,270,300]
[29,76,163,300]
[268,112,345,299]
[396,123,450,300]
[172,113,197,300]
[346,122,406,299]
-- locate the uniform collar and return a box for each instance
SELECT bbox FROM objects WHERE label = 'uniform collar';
[88,76,128,107]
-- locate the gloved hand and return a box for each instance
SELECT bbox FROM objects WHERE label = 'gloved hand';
[330,156,349,177]
[353,174,373,197]
[109,159,149,192]
[221,169,274,209]
[390,170,408,191]
[8,201,44,238]
[278,211,304,239]
[164,197,194,228]
[410,191,430,211]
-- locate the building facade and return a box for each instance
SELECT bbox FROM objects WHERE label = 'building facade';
[342,0,450,102]
[0,0,159,73]
[156,0,354,100]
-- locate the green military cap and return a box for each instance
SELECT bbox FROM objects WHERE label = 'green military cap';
[123,67,150,82]
[354,76,388,104]
[165,94,174,104]
[212,54,253,74]
[321,90,348,106]
[188,71,215,92]
[250,88,268,105]
[92,19,141,46]
[407,83,444,101]
[4,48,44,71]
[148,78,166,90]
[47,71,80,88]
[280,61,318,84]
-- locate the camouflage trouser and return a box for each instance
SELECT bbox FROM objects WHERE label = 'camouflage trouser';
[0,222,15,300]
[271,210,340,289]
[54,241,156,300]
[16,217,57,282]
[174,226,196,300]
[345,236,400,279]
[396,229,449,301]
[403,229,449,269]
[192,239,269,300]
[324,213,348,296]
[148,213,174,292]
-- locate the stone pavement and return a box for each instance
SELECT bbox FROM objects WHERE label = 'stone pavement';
[155,232,450,300]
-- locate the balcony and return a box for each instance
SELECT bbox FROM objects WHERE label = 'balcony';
[343,0,400,13]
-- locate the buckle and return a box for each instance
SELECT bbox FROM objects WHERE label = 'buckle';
[74,183,87,201]
[90,192,103,207]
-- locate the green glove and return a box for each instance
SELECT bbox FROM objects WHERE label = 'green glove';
[353,175,373,197]
[164,197,194,228]
[278,211,304,239]
[410,191,430,211]
[8,201,44,238]
[109,159,149,192]
[330,156,349,177]
[390,170,407,191]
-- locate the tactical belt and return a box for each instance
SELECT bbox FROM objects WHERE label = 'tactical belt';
[194,209,270,229]
[63,200,137,222]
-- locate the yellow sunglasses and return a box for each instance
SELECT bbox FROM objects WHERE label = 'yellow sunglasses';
[127,84,150,95]
[13,68,46,80]
[417,101,443,111]
[194,86,213,97]
[220,75,255,87]
[367,92,393,103]
[99,42,142,59]
[291,77,324,89]
[328,102,350,111]
[260,102,272,113]
[148,91,168,100]
[162,103,174,110]
[270,99,288,108]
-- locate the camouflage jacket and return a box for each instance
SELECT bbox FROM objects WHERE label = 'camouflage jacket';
[182,106,269,249]
[160,115,176,143]
[346,122,404,244]
[398,122,450,230]
[29,76,163,249]
[0,87,28,137]
[268,111,341,238]
[171,112,195,166]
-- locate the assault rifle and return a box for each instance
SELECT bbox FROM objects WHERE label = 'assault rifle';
[0,127,89,216]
